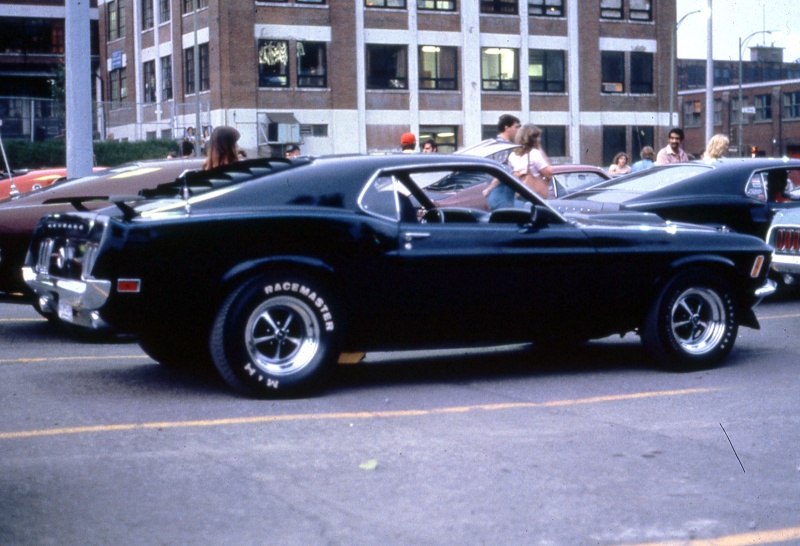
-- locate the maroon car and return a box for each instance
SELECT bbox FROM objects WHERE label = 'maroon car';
[0,158,203,304]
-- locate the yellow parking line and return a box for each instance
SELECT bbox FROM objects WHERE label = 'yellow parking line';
[759,312,800,320]
[0,318,45,322]
[0,355,149,364]
[619,525,800,545]
[0,387,718,441]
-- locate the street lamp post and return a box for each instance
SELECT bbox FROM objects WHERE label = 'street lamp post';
[737,30,775,157]
[670,9,702,127]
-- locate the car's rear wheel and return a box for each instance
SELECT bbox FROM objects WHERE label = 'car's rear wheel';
[642,269,738,371]
[210,272,341,397]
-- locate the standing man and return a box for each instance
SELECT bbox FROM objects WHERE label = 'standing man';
[484,114,521,209]
[400,133,417,153]
[655,128,689,165]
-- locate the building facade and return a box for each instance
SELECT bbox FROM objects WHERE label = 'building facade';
[678,47,800,159]
[0,1,100,140]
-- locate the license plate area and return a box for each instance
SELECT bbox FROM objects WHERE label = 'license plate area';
[58,302,74,323]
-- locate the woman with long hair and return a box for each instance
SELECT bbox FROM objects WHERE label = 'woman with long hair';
[704,134,730,160]
[202,126,240,170]
[509,124,552,199]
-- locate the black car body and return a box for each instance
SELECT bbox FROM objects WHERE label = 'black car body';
[552,158,800,240]
[0,158,203,304]
[24,154,775,397]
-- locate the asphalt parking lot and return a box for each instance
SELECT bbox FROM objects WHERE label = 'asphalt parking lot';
[2,296,800,545]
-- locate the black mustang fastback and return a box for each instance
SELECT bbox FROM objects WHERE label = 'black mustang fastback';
[24,154,775,397]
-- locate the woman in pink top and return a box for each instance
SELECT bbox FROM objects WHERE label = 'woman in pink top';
[509,124,552,199]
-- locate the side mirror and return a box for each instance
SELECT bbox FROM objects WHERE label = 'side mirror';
[531,204,560,228]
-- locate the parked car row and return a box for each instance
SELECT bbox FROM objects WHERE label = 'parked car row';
[0,166,108,200]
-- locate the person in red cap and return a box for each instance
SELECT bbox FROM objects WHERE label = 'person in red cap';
[400,132,417,153]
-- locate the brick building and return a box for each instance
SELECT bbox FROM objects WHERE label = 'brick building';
[102,1,675,165]
[678,47,800,159]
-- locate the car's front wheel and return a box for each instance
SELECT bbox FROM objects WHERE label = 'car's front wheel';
[210,272,341,397]
[642,269,738,371]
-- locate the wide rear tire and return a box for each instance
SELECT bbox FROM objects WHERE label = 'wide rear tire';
[642,269,738,371]
[210,272,341,398]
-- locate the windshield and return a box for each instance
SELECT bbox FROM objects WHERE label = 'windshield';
[581,164,711,204]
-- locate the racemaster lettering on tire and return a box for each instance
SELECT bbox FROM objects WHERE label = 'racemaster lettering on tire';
[210,273,341,397]
[642,269,738,371]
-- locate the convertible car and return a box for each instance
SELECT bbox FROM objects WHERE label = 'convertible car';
[24,154,775,397]
[0,158,202,304]
[552,158,800,240]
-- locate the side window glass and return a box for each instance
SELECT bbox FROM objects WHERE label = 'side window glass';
[745,172,767,201]
[360,175,400,221]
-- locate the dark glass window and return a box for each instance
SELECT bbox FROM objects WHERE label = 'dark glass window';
[730,97,747,126]
[183,0,207,13]
[601,51,624,93]
[418,0,456,10]
[143,60,156,102]
[541,125,566,157]
[529,49,565,92]
[481,48,518,91]
[107,0,126,40]
[297,42,327,88]
[141,0,154,29]
[480,0,517,14]
[755,94,772,121]
[161,55,172,100]
[631,126,653,160]
[184,43,209,94]
[602,125,626,167]
[683,100,702,128]
[714,98,722,126]
[159,0,170,22]
[419,46,458,90]
[529,0,563,16]
[630,51,653,94]
[366,45,408,89]
[783,91,800,120]
[258,39,290,88]
[109,67,127,104]
[0,18,66,55]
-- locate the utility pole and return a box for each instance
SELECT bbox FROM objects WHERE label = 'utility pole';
[65,0,94,179]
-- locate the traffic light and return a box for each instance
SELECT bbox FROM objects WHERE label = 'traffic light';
[750,146,758,157]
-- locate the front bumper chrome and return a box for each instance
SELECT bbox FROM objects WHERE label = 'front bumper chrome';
[22,266,112,328]
[754,278,778,301]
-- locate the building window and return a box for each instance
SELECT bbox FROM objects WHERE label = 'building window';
[183,0,207,13]
[109,67,127,104]
[418,0,456,11]
[730,97,747,126]
[365,0,406,7]
[258,39,290,88]
[107,0,126,41]
[529,49,565,92]
[480,0,517,14]
[630,52,653,94]
[601,51,624,93]
[161,55,172,100]
[783,91,800,120]
[419,46,458,90]
[683,100,702,127]
[296,0,326,3]
[184,43,209,94]
[540,125,566,157]
[143,60,156,102]
[141,0,154,29]
[686,65,705,88]
[420,125,458,153]
[159,0,170,22]
[602,126,626,167]
[529,0,563,16]
[297,42,327,88]
[755,94,772,121]
[600,0,622,19]
[713,98,723,126]
[301,124,329,137]
[481,48,518,91]
[366,45,408,89]
[629,0,651,21]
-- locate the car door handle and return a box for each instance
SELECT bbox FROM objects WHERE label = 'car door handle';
[404,231,431,242]
[403,231,431,250]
